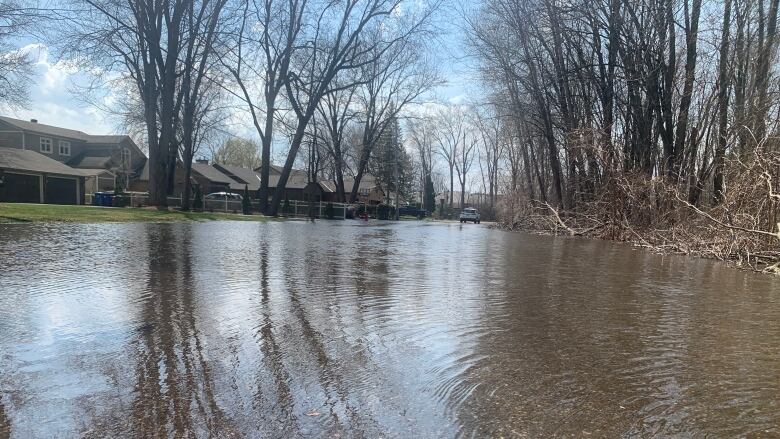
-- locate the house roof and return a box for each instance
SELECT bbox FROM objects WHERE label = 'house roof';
[317,180,337,193]
[0,116,131,144]
[68,154,113,169]
[213,164,262,191]
[191,162,236,185]
[343,174,380,193]
[85,135,128,144]
[137,160,312,190]
[0,116,91,141]
[269,172,308,189]
[268,164,285,175]
[0,147,85,176]
[263,164,307,178]
[75,168,115,177]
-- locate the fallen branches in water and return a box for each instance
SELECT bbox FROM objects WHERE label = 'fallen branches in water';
[496,154,780,274]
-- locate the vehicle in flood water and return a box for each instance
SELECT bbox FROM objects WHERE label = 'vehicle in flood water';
[1,221,779,437]
[459,207,480,223]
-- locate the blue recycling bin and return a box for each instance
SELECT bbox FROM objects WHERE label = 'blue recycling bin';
[103,192,114,207]
[93,192,114,207]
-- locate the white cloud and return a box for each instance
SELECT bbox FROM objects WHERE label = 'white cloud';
[3,43,120,134]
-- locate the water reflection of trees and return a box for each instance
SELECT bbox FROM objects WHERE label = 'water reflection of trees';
[246,224,396,435]
[0,395,10,438]
[252,239,297,435]
[128,225,234,437]
[451,235,780,437]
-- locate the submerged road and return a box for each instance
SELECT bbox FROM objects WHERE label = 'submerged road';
[1,221,779,437]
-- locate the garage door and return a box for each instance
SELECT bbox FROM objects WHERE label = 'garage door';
[0,172,40,203]
[45,177,78,205]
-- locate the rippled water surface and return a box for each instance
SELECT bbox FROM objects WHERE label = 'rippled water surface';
[1,221,780,438]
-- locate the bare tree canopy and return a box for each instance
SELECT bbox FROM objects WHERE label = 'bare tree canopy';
[0,1,42,109]
[211,137,262,169]
[58,0,231,207]
[462,0,780,269]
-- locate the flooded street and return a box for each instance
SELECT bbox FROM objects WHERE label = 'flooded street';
[1,221,779,438]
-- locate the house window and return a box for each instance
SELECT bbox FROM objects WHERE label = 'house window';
[59,140,71,156]
[121,147,131,169]
[40,137,52,154]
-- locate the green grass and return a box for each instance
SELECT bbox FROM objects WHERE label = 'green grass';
[0,203,274,224]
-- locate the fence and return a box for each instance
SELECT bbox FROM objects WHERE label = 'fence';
[273,200,347,219]
[86,192,348,219]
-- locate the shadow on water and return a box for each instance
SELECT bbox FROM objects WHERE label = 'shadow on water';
[251,233,297,435]
[83,225,236,438]
[0,395,10,439]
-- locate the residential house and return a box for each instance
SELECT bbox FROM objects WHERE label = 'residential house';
[257,164,310,201]
[0,147,86,204]
[0,116,146,190]
[191,161,235,195]
[79,168,117,194]
[132,160,318,201]
[269,172,308,201]
[300,174,385,204]
[217,162,310,200]
[213,163,261,195]
[303,180,337,203]
[343,174,384,205]
[131,160,239,196]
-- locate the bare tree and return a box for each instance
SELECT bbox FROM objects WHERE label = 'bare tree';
[221,0,306,213]
[0,1,39,109]
[211,137,262,169]
[713,0,733,203]
[267,0,438,215]
[408,116,437,211]
[316,78,358,201]
[454,124,478,209]
[179,0,231,210]
[61,0,227,207]
[347,25,440,203]
[433,104,465,207]
[473,106,503,208]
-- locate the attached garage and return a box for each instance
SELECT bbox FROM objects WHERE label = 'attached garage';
[1,172,40,203]
[45,176,79,205]
[0,147,85,205]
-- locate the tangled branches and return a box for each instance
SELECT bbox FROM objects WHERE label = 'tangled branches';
[497,151,780,274]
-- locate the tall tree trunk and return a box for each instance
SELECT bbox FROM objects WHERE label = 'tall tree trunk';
[257,106,275,213]
[268,117,311,216]
[460,180,466,208]
[752,0,780,144]
[734,0,749,156]
[673,0,703,181]
[519,35,564,206]
[660,0,676,176]
[449,163,454,206]
[714,0,733,203]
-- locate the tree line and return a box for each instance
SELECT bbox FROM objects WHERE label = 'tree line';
[38,0,440,215]
[464,0,780,268]
[465,0,780,206]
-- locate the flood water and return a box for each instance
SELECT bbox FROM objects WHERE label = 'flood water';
[1,221,779,438]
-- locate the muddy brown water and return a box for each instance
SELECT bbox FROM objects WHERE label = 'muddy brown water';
[1,221,779,438]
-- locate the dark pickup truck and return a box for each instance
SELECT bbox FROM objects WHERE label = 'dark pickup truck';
[397,205,428,218]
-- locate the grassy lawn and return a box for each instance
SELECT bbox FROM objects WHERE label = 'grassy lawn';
[0,203,274,224]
